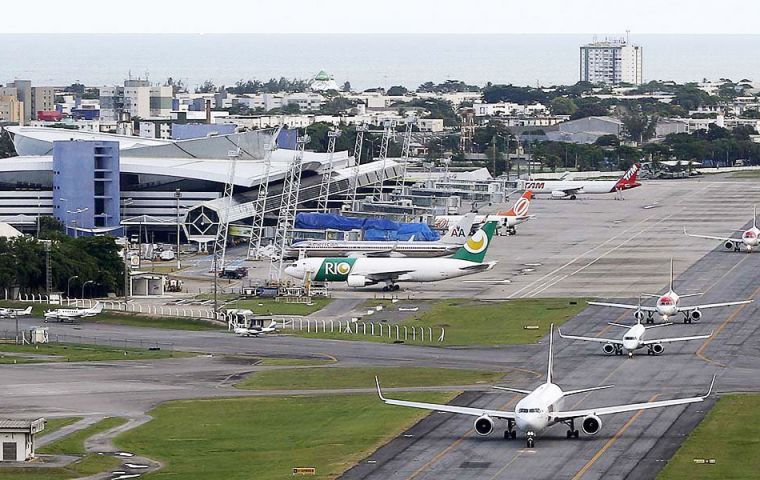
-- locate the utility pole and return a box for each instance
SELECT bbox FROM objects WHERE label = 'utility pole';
[175,188,182,269]
[213,252,218,314]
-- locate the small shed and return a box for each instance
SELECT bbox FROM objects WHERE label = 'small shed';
[0,418,45,462]
[129,272,166,297]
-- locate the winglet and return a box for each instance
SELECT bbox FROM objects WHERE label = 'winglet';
[375,376,386,401]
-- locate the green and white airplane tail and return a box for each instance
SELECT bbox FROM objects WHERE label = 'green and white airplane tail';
[451,221,498,263]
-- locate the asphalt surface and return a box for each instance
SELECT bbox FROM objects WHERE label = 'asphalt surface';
[2,173,760,479]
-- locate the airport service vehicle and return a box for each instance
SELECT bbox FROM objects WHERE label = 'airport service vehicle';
[285,214,476,259]
[684,206,760,252]
[559,318,712,357]
[219,266,248,279]
[376,324,714,448]
[0,306,32,319]
[433,191,535,236]
[44,302,103,322]
[516,163,641,199]
[284,221,499,291]
[234,320,278,337]
[588,260,752,324]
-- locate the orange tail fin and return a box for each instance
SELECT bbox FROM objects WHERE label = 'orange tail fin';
[501,191,533,216]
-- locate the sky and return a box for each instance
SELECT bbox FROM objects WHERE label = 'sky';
[3,0,760,34]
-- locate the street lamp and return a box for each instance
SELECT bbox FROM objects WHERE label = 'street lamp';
[67,275,79,298]
[82,280,95,299]
[66,207,88,238]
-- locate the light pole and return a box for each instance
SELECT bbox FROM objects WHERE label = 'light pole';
[82,280,95,299]
[66,208,88,238]
[174,188,182,269]
[67,275,79,298]
[60,198,68,235]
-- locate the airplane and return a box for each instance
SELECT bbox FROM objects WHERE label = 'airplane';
[375,324,715,448]
[43,302,103,323]
[433,191,535,236]
[0,306,32,319]
[516,163,641,199]
[284,214,476,259]
[684,206,760,252]
[588,259,752,324]
[559,317,713,357]
[284,221,499,291]
[234,320,277,337]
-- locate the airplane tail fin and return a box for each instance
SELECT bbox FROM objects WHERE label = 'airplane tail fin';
[24,306,32,315]
[499,191,533,217]
[547,323,554,384]
[91,302,103,314]
[613,163,641,190]
[754,205,757,229]
[450,221,497,263]
[440,213,476,245]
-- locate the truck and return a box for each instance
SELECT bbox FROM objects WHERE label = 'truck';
[218,266,249,279]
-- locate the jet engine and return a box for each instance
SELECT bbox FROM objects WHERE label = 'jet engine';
[551,190,568,199]
[581,415,602,435]
[690,309,702,321]
[474,415,495,436]
[725,240,735,250]
[634,310,645,321]
[650,343,664,355]
[602,343,616,355]
[346,275,371,287]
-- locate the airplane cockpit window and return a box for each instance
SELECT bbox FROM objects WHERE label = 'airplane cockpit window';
[624,336,635,340]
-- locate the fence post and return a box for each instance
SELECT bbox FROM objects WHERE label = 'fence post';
[404,326,408,340]
[412,327,416,341]
[371,323,375,336]
[362,323,366,335]
[330,320,334,333]
[395,325,399,340]
[428,328,433,342]
[321,319,326,332]
[439,328,445,343]
[420,327,424,342]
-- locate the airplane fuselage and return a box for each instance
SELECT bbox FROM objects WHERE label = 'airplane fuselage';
[513,383,565,435]
[517,180,639,197]
[285,241,459,259]
[656,291,680,319]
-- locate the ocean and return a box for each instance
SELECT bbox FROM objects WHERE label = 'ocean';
[1,34,760,90]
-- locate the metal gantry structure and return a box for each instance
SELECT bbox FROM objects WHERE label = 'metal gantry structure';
[246,142,274,260]
[316,129,341,212]
[211,148,241,272]
[269,134,309,281]
[372,120,394,199]
[394,116,416,191]
[348,124,369,207]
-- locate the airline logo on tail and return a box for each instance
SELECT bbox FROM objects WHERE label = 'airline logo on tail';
[502,191,533,217]
[464,229,489,254]
[612,163,641,191]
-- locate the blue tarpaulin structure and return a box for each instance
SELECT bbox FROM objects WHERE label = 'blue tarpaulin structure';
[295,213,440,241]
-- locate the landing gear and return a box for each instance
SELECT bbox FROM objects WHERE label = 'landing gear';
[564,419,579,439]
[615,345,624,356]
[628,351,634,358]
[569,195,577,200]
[526,432,536,449]
[683,314,692,324]
[646,314,655,324]
[504,420,517,440]
[506,227,517,236]
[382,283,400,292]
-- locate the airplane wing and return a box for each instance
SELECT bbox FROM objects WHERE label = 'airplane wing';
[641,332,712,346]
[348,251,393,258]
[366,271,414,282]
[376,377,515,420]
[588,301,657,312]
[459,261,498,272]
[683,227,737,243]
[558,330,623,345]
[677,300,752,311]
[558,187,583,196]
[554,375,714,420]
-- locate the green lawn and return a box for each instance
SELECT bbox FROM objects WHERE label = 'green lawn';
[0,342,189,363]
[730,169,760,178]
[116,392,455,480]
[230,297,332,316]
[256,357,336,367]
[297,298,588,346]
[0,417,127,480]
[39,417,83,438]
[658,395,760,480]
[237,366,504,390]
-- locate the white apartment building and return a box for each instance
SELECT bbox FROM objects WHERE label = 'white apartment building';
[580,40,643,85]
[472,101,549,117]
[100,80,173,121]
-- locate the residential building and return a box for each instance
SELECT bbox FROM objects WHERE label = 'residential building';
[100,79,173,121]
[580,39,643,85]
[5,80,32,123]
[0,96,23,123]
[31,86,56,119]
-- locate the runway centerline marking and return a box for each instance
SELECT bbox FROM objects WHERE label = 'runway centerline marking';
[570,394,659,480]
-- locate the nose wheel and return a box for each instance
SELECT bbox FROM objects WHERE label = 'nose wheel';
[526,433,535,449]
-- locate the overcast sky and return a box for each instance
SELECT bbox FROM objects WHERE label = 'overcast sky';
[3,0,760,34]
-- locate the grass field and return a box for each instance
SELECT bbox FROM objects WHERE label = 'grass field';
[39,417,83,438]
[658,394,760,480]
[116,392,455,480]
[230,297,332,315]
[0,417,127,480]
[256,357,336,366]
[237,366,504,390]
[0,342,189,363]
[297,298,588,346]
[730,169,760,178]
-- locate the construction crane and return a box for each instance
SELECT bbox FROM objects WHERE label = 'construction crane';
[211,148,241,272]
[394,116,416,191]
[246,141,276,260]
[269,134,309,282]
[348,124,368,207]
[316,128,341,212]
[372,120,394,199]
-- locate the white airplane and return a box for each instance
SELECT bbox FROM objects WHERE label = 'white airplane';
[516,163,641,199]
[376,325,714,448]
[588,259,752,324]
[684,206,760,252]
[559,318,712,357]
[284,214,476,259]
[44,302,103,322]
[0,306,32,319]
[284,222,499,291]
[433,191,534,236]
[234,320,277,337]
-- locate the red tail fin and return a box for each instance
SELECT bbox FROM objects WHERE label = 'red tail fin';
[501,191,533,216]
[613,163,641,190]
